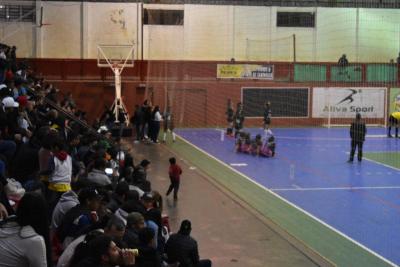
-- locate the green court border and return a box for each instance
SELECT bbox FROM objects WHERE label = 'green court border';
[167,136,396,267]
[364,152,400,170]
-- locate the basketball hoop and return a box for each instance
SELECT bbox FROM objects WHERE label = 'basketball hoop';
[97,45,135,125]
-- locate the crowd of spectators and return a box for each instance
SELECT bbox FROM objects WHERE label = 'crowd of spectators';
[0,43,211,267]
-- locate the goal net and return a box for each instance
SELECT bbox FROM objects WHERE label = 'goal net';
[138,3,399,134]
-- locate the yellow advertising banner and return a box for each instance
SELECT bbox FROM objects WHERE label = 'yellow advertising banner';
[217,64,274,79]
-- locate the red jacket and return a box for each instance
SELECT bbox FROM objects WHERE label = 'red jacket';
[169,164,182,182]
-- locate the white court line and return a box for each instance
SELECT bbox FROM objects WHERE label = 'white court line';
[366,134,387,138]
[364,157,400,172]
[272,186,400,192]
[230,163,248,167]
[175,133,398,267]
[276,135,388,141]
[278,136,348,141]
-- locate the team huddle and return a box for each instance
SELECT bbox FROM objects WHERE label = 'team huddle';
[226,100,275,157]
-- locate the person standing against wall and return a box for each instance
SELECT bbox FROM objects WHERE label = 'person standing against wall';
[225,99,234,137]
[233,102,244,138]
[348,113,366,163]
[263,101,272,135]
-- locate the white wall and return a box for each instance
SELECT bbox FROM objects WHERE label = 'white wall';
[0,23,34,58]
[184,5,232,60]
[3,2,399,62]
[40,2,81,58]
[358,8,400,63]
[86,2,138,59]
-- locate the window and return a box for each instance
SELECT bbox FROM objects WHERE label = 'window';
[144,9,184,25]
[277,12,315,28]
[0,4,36,23]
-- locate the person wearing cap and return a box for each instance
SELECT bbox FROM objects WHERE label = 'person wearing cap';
[348,113,366,163]
[165,220,212,267]
[57,187,102,249]
[0,96,20,161]
[1,96,18,108]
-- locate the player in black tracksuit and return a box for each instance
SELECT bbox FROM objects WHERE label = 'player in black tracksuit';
[226,99,234,136]
[348,113,366,163]
[233,102,244,138]
[263,101,271,131]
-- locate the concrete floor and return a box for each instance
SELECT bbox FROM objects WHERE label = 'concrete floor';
[127,141,320,267]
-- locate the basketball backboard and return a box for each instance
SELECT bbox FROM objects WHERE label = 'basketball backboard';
[97,44,134,69]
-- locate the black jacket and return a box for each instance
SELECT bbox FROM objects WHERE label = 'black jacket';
[135,245,162,267]
[165,233,200,267]
[350,120,366,142]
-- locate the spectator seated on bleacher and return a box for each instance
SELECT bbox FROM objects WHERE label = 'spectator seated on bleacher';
[0,192,51,266]
[107,181,130,213]
[338,54,349,67]
[86,158,112,188]
[57,187,102,249]
[165,220,212,267]
[135,227,162,267]
[123,212,145,249]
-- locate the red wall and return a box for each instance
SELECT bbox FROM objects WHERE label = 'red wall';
[29,59,397,126]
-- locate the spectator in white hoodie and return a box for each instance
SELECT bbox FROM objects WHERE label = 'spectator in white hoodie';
[0,192,50,267]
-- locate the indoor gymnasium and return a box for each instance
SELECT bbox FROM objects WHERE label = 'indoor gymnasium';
[0,1,400,267]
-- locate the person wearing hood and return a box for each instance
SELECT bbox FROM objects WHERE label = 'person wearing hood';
[51,181,83,230]
[165,220,212,267]
[44,137,72,215]
[0,192,50,267]
[86,158,112,188]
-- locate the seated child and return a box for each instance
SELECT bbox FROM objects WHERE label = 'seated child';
[250,134,263,155]
[260,135,276,157]
[236,131,251,153]
[235,131,245,152]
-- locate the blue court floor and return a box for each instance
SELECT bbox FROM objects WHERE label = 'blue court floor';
[175,127,400,266]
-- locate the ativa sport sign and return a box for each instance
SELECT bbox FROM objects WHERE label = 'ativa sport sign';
[312,87,386,118]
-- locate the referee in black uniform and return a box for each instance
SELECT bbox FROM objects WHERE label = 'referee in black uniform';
[348,113,367,163]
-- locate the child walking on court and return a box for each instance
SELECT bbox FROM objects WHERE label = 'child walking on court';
[166,157,182,200]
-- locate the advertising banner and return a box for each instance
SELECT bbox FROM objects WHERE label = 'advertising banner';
[217,64,273,80]
[389,88,400,114]
[312,87,386,118]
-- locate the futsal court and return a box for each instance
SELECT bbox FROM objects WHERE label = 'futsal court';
[171,127,400,267]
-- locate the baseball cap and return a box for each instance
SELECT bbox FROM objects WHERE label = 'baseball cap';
[2,96,19,108]
[141,192,153,202]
